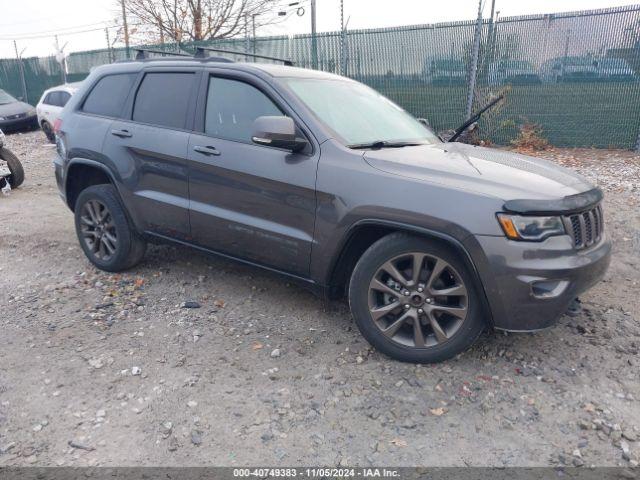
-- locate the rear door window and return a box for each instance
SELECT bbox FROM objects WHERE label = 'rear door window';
[82,73,136,117]
[205,76,282,143]
[132,72,196,129]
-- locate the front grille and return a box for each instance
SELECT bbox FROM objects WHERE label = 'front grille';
[564,204,604,249]
[6,113,26,120]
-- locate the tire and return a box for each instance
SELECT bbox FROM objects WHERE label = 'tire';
[0,147,24,188]
[41,121,55,143]
[74,184,146,272]
[348,232,485,363]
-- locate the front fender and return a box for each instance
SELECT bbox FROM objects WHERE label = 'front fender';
[317,216,497,327]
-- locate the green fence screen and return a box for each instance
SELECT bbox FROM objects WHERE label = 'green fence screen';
[2,4,640,148]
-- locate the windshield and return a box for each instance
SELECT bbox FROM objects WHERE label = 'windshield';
[283,78,440,147]
[0,90,18,105]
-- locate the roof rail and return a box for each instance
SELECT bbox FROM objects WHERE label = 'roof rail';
[134,48,191,60]
[194,46,294,66]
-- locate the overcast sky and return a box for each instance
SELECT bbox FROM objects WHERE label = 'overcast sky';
[0,0,636,58]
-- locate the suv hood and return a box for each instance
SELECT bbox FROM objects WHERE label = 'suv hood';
[363,142,594,202]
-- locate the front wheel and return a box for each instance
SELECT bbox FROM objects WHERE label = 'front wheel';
[74,184,146,272]
[348,233,485,363]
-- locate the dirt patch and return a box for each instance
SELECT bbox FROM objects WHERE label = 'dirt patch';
[0,132,638,467]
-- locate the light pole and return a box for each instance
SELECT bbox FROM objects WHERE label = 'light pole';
[311,0,318,69]
[13,41,28,103]
[465,0,484,120]
[252,13,259,54]
[120,0,130,58]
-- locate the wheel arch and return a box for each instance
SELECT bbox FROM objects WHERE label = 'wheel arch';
[326,219,494,326]
[65,159,118,212]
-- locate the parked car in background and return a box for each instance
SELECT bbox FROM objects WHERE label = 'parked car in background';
[423,58,467,85]
[37,82,82,142]
[596,58,635,82]
[540,56,599,83]
[53,55,611,363]
[0,89,38,132]
[487,59,541,85]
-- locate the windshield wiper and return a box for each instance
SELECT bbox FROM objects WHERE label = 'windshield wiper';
[448,95,504,143]
[348,140,426,150]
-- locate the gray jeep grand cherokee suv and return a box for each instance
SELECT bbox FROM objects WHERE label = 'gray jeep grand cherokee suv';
[53,53,611,363]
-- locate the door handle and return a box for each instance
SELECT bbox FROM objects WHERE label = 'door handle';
[193,145,221,156]
[111,129,132,138]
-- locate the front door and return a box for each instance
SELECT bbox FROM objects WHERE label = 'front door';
[188,73,319,277]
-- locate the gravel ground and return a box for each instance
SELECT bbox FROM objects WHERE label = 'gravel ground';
[0,131,638,468]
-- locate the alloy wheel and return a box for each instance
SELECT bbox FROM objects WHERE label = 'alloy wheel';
[79,199,118,261]
[367,252,468,348]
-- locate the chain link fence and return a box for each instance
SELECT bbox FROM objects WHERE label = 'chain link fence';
[2,4,640,148]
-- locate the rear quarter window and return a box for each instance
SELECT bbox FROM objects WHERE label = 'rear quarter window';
[82,73,137,117]
[42,92,55,105]
[59,91,72,107]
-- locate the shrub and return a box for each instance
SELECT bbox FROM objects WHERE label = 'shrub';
[511,122,550,151]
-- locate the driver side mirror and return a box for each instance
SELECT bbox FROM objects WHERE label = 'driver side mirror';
[251,116,307,152]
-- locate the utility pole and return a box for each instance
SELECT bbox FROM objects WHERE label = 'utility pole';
[55,35,67,84]
[120,0,130,58]
[483,0,497,81]
[465,0,483,120]
[13,41,28,103]
[311,0,318,69]
[339,0,345,75]
[244,13,250,60]
[252,13,259,55]
[105,28,114,63]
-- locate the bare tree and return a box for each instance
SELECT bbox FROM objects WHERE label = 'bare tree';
[118,0,280,44]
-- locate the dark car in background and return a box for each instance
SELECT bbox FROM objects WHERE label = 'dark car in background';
[0,89,38,132]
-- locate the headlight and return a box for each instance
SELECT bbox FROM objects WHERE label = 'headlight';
[497,213,565,241]
[0,129,4,146]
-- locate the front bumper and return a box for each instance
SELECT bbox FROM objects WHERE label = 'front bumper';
[0,114,38,132]
[474,233,611,331]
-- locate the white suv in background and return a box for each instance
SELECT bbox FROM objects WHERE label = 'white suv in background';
[36,82,81,142]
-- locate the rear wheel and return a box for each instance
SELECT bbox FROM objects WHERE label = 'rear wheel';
[0,147,24,188]
[41,121,55,143]
[74,185,146,272]
[348,232,485,363]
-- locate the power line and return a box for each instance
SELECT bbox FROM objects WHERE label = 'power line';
[0,2,307,44]
[0,21,120,41]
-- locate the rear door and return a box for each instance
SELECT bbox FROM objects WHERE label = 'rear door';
[102,68,200,239]
[63,72,138,183]
[187,71,319,277]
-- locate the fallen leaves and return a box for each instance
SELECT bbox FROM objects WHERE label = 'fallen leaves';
[429,407,448,417]
[389,438,407,447]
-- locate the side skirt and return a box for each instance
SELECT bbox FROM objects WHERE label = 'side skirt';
[144,231,325,297]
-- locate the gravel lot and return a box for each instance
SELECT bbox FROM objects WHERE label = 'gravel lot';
[0,131,638,467]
